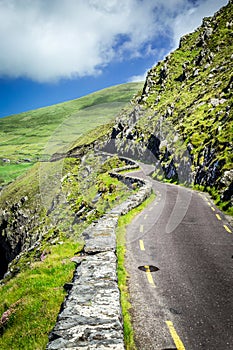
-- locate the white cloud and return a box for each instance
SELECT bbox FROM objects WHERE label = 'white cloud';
[0,0,228,82]
[128,72,147,83]
[172,0,228,49]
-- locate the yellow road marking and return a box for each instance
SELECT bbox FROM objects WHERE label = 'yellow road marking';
[144,265,155,287]
[139,240,145,251]
[144,214,148,220]
[224,225,232,233]
[149,206,153,211]
[207,202,211,206]
[204,197,209,202]
[211,206,215,212]
[216,214,221,221]
[140,224,144,233]
[166,321,185,350]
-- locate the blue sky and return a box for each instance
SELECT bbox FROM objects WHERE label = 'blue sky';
[0,0,228,118]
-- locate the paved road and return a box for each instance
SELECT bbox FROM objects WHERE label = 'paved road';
[126,166,233,350]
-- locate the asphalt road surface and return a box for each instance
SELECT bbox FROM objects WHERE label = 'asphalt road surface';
[126,165,233,350]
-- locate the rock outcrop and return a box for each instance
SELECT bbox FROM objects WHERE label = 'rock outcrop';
[0,154,139,281]
[0,196,46,279]
[101,0,233,210]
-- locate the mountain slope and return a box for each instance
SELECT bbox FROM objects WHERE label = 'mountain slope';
[0,82,143,185]
[102,0,232,211]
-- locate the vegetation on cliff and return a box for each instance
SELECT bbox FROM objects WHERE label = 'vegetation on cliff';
[104,0,232,213]
[0,1,232,348]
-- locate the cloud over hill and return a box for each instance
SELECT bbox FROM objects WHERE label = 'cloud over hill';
[0,0,227,82]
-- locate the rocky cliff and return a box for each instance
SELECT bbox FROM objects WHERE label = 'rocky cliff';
[102,0,233,211]
[0,154,136,280]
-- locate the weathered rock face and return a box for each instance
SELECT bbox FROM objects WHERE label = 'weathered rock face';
[0,197,45,279]
[0,153,134,281]
[219,169,233,204]
[101,0,233,209]
[102,104,193,185]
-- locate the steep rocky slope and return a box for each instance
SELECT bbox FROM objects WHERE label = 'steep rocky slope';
[102,0,232,211]
[0,154,134,279]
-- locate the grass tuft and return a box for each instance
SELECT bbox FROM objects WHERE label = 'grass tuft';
[0,239,84,349]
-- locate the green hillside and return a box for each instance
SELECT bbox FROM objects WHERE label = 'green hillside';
[104,1,232,212]
[141,1,232,176]
[0,81,144,348]
[0,82,143,185]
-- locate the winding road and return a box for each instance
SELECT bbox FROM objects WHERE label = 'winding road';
[126,164,233,350]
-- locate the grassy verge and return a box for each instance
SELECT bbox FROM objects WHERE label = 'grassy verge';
[116,193,155,350]
[0,238,84,350]
[193,184,233,216]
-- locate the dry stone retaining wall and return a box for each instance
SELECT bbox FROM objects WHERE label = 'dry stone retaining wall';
[46,162,152,350]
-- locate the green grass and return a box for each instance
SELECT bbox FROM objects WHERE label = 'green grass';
[194,184,233,216]
[0,82,143,185]
[60,155,135,226]
[0,162,42,209]
[69,122,113,150]
[116,193,155,350]
[0,239,84,350]
[0,162,33,185]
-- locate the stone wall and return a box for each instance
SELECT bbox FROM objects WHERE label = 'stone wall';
[47,162,152,350]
